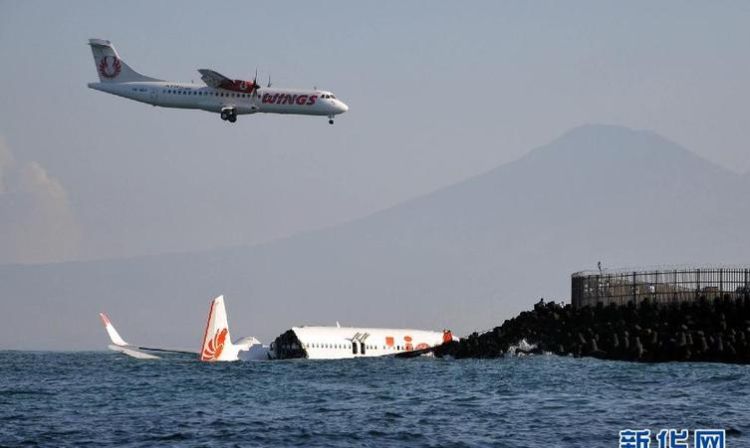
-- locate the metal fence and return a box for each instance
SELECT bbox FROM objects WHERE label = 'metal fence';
[571,266,750,308]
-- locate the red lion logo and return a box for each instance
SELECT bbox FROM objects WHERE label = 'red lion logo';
[98,56,122,79]
[202,328,228,361]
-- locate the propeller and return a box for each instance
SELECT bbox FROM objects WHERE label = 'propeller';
[252,68,260,94]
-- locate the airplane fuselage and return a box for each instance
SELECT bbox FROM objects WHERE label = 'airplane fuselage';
[88,81,348,117]
[270,326,456,360]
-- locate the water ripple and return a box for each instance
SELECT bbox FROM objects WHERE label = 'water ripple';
[0,352,748,447]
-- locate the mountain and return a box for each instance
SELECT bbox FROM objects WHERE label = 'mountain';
[3,124,750,350]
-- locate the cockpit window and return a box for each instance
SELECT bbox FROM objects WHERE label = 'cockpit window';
[330,95,336,99]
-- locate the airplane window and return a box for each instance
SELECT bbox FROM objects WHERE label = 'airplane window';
[331,95,336,99]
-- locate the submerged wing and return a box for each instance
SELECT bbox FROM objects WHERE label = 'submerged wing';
[108,344,161,360]
[198,69,231,88]
[99,313,197,360]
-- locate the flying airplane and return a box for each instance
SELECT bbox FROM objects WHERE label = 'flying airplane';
[100,295,267,361]
[270,325,457,360]
[86,38,349,124]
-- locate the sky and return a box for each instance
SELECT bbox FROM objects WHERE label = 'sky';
[1,1,749,263]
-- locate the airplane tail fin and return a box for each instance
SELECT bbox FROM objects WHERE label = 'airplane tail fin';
[88,38,161,83]
[99,313,128,346]
[199,295,239,361]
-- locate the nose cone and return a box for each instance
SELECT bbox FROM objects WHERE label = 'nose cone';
[337,101,349,114]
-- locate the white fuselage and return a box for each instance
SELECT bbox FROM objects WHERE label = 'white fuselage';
[88,81,348,117]
[271,326,455,360]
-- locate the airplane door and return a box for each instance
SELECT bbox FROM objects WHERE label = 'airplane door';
[149,88,158,104]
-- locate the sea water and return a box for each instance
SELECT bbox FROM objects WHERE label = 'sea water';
[0,351,747,447]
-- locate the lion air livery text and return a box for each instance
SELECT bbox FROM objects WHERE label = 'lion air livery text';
[87,38,349,124]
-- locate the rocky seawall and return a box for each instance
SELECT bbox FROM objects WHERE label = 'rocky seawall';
[435,297,750,363]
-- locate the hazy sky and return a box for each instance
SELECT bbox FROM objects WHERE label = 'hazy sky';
[1,1,749,263]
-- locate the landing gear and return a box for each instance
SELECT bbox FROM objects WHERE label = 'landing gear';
[329,119,334,125]
[328,115,334,125]
[220,109,237,123]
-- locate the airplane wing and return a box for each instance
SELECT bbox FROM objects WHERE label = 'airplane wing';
[99,313,197,360]
[198,68,231,88]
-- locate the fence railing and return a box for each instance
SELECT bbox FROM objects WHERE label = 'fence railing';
[571,267,750,308]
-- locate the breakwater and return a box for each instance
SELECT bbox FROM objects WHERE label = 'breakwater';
[435,296,750,363]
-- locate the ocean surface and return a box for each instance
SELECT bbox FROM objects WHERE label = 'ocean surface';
[0,351,747,447]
